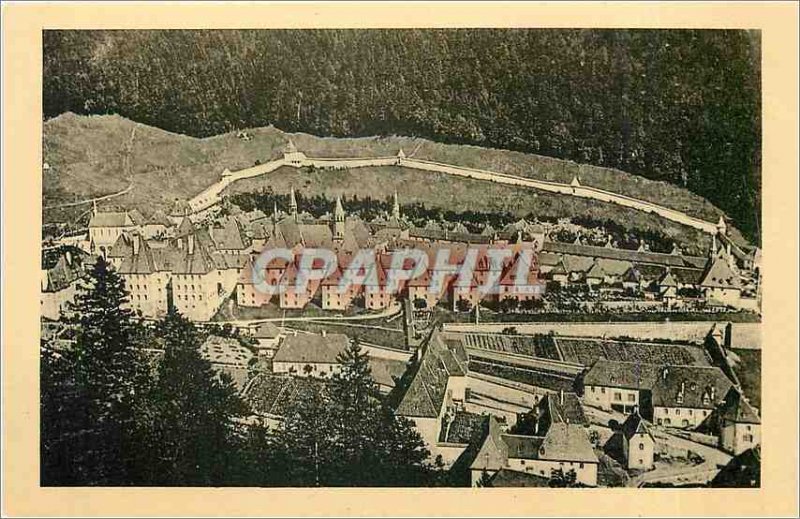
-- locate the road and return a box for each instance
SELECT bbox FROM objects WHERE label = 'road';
[584,405,730,487]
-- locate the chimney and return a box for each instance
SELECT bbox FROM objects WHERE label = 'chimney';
[321,330,327,338]
[177,237,183,249]
[679,381,685,396]
[65,250,73,266]
[662,367,669,381]
[188,234,195,255]
[560,389,565,406]
[710,386,716,402]
[133,235,140,256]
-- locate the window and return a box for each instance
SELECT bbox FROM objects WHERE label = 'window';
[743,434,753,442]
[676,409,681,416]
[614,393,622,401]
[627,394,636,402]
[591,387,595,393]
[682,419,689,427]
[579,463,584,469]
[746,425,751,431]
[601,387,606,394]
[638,459,643,465]
[639,443,645,450]
[689,409,693,416]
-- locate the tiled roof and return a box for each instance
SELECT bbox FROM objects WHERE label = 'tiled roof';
[542,241,705,269]
[88,211,138,228]
[396,328,466,418]
[621,412,653,441]
[253,321,281,339]
[42,247,91,292]
[273,332,350,365]
[650,365,733,410]
[583,360,662,390]
[540,392,587,426]
[368,357,408,390]
[700,256,741,289]
[210,217,250,251]
[717,387,760,424]
[469,416,508,471]
[586,258,632,279]
[439,411,487,444]
[536,423,598,463]
[502,434,545,459]
[147,210,173,227]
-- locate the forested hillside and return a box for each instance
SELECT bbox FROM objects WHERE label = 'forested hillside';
[43,29,761,242]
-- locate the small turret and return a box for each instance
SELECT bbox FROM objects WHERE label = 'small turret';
[570,176,581,188]
[717,216,727,236]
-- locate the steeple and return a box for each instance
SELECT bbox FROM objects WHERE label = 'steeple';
[272,201,280,234]
[289,187,298,221]
[333,196,345,241]
[717,215,727,236]
[392,191,401,221]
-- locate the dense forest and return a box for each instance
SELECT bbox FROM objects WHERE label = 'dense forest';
[43,29,761,242]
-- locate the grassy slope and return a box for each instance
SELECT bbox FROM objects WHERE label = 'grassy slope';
[43,113,748,247]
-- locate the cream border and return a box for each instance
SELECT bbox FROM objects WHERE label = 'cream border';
[3,2,798,517]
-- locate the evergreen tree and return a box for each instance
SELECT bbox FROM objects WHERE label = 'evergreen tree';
[42,256,148,485]
[137,310,248,485]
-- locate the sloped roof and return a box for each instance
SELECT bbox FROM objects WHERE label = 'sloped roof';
[147,210,173,227]
[586,258,632,279]
[650,365,733,410]
[272,332,350,365]
[470,416,508,472]
[583,360,662,390]
[540,392,587,426]
[621,412,653,441]
[88,211,137,228]
[537,423,598,463]
[542,241,704,269]
[42,248,91,292]
[502,434,545,460]
[199,335,253,367]
[210,217,250,251]
[439,411,487,444]
[396,328,466,418]
[700,256,741,289]
[253,321,281,339]
[659,270,678,288]
[368,357,408,390]
[718,387,760,424]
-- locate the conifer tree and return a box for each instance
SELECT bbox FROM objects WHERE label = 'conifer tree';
[137,309,248,485]
[42,256,148,485]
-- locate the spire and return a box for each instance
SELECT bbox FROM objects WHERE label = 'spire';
[711,234,718,256]
[333,196,345,241]
[289,187,298,221]
[570,175,581,188]
[334,195,345,221]
[392,191,401,221]
[92,200,98,217]
[717,215,727,235]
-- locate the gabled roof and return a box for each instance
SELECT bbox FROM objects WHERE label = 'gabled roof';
[272,333,350,365]
[88,210,139,228]
[536,423,598,463]
[253,321,281,339]
[396,328,466,418]
[210,217,251,251]
[41,248,91,292]
[700,256,741,289]
[542,241,705,269]
[586,258,633,279]
[469,416,508,472]
[650,365,733,410]
[621,412,653,441]
[718,387,760,424]
[147,210,173,227]
[658,270,678,288]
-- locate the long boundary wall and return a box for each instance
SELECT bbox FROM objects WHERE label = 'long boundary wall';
[187,151,720,234]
